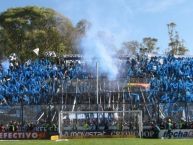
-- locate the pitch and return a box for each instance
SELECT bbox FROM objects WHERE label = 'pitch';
[0,138,193,145]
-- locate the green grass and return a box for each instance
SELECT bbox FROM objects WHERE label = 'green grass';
[0,138,193,145]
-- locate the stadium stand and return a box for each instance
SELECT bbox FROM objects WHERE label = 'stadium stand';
[0,54,193,131]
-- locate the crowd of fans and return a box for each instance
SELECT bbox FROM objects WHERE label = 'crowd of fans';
[0,54,193,124]
[147,56,193,103]
[0,57,107,105]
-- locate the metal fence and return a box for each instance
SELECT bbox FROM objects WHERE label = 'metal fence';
[0,102,192,127]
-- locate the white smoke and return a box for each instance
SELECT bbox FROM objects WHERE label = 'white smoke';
[76,1,133,79]
[80,26,119,79]
[60,0,135,79]
[1,59,9,73]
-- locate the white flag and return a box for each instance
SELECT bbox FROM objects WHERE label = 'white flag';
[33,48,39,56]
[181,109,186,121]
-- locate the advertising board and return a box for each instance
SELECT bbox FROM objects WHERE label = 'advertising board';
[0,132,47,139]
[159,129,193,138]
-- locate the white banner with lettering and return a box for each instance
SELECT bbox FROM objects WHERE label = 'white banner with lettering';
[159,129,193,138]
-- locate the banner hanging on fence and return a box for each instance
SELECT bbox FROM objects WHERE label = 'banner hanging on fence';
[0,132,47,139]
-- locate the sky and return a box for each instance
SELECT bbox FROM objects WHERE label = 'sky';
[0,0,193,54]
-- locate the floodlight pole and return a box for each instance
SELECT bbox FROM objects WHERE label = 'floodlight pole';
[96,62,99,106]
[96,61,99,130]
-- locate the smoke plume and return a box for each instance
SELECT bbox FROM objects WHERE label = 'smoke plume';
[74,0,134,79]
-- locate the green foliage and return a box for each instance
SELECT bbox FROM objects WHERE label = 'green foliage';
[73,19,91,53]
[167,22,188,55]
[76,19,91,35]
[0,6,79,62]
[140,37,159,54]
[120,41,140,55]
[0,27,11,59]
[121,38,158,56]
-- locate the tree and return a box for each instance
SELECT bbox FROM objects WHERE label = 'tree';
[120,40,140,55]
[73,19,91,53]
[0,6,76,61]
[167,22,188,55]
[76,19,90,35]
[140,37,159,54]
[0,27,11,60]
